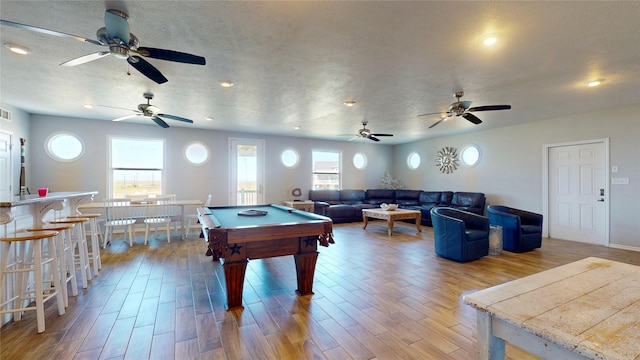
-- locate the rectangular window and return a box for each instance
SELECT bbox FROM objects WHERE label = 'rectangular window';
[110,137,165,198]
[312,150,341,189]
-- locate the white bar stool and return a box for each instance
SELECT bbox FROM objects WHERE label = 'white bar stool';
[0,230,65,333]
[49,217,91,289]
[27,222,77,307]
[68,213,102,274]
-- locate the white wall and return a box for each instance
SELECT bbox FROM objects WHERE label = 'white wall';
[26,115,393,205]
[393,103,640,249]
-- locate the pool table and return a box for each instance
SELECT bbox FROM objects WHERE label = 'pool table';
[197,204,334,310]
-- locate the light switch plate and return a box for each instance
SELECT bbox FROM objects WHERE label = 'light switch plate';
[611,177,629,185]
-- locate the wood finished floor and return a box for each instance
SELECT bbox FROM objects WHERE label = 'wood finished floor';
[1,221,638,360]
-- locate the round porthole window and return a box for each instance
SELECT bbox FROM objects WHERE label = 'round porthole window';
[353,153,367,169]
[184,141,210,166]
[461,144,481,167]
[281,148,299,168]
[45,132,84,162]
[407,152,421,169]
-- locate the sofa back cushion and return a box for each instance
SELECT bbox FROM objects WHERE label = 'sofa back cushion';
[365,189,396,205]
[451,192,485,211]
[340,189,366,204]
[419,191,442,205]
[395,189,421,206]
[308,190,341,205]
[440,191,454,205]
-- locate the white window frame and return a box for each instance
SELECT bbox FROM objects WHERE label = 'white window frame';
[108,136,166,198]
[312,149,342,190]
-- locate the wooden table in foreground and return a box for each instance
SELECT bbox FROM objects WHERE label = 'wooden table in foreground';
[463,257,640,360]
[362,208,421,236]
[197,204,334,310]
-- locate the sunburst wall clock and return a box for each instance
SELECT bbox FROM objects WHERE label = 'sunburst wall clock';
[435,147,459,174]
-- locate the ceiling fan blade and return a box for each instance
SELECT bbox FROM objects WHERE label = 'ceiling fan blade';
[158,114,194,123]
[104,9,130,42]
[462,112,483,125]
[368,135,381,142]
[136,47,206,65]
[0,19,103,46]
[468,105,511,112]
[96,104,140,112]
[428,117,447,129]
[113,114,140,122]
[127,55,168,84]
[60,51,110,67]
[151,116,170,128]
[418,111,447,117]
[371,133,393,137]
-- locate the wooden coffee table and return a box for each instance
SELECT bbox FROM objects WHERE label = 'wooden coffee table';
[362,208,422,236]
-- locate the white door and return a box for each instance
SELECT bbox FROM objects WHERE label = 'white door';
[229,138,264,205]
[547,140,608,245]
[0,132,12,201]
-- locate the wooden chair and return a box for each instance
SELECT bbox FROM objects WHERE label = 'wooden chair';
[143,201,173,245]
[185,194,212,238]
[103,198,137,247]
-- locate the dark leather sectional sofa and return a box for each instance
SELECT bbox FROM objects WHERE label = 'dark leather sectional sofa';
[308,189,486,225]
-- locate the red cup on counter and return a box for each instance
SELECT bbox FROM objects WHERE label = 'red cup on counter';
[37,187,48,197]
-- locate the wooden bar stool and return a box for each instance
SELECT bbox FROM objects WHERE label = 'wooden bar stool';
[27,223,77,307]
[68,213,102,274]
[0,230,65,333]
[49,217,91,289]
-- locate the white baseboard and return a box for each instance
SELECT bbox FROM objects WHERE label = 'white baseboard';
[609,243,640,252]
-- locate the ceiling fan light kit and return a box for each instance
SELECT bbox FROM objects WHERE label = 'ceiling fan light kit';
[0,8,206,84]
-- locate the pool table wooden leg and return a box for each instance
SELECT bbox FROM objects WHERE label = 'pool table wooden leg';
[222,259,248,310]
[294,251,318,295]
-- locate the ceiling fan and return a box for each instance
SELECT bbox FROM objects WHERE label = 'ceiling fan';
[342,121,394,142]
[0,9,206,84]
[99,92,194,128]
[418,91,511,129]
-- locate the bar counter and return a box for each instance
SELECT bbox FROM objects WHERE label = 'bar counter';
[1,191,98,235]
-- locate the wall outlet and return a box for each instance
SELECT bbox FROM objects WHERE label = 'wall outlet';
[611,166,618,173]
[611,177,629,185]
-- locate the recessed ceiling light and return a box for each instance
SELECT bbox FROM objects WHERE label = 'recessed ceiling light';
[587,79,604,87]
[205,117,214,121]
[83,103,94,109]
[479,33,500,47]
[294,125,300,130]
[4,43,31,55]
[219,80,234,88]
[344,100,356,107]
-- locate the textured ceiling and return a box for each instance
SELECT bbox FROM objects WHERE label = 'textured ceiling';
[1,1,639,144]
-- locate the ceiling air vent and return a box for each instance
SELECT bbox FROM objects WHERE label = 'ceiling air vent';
[0,107,11,121]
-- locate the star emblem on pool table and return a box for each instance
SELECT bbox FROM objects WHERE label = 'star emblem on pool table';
[228,243,243,255]
[304,237,315,247]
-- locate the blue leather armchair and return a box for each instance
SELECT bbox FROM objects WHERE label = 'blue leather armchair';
[487,205,543,253]
[430,207,489,263]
